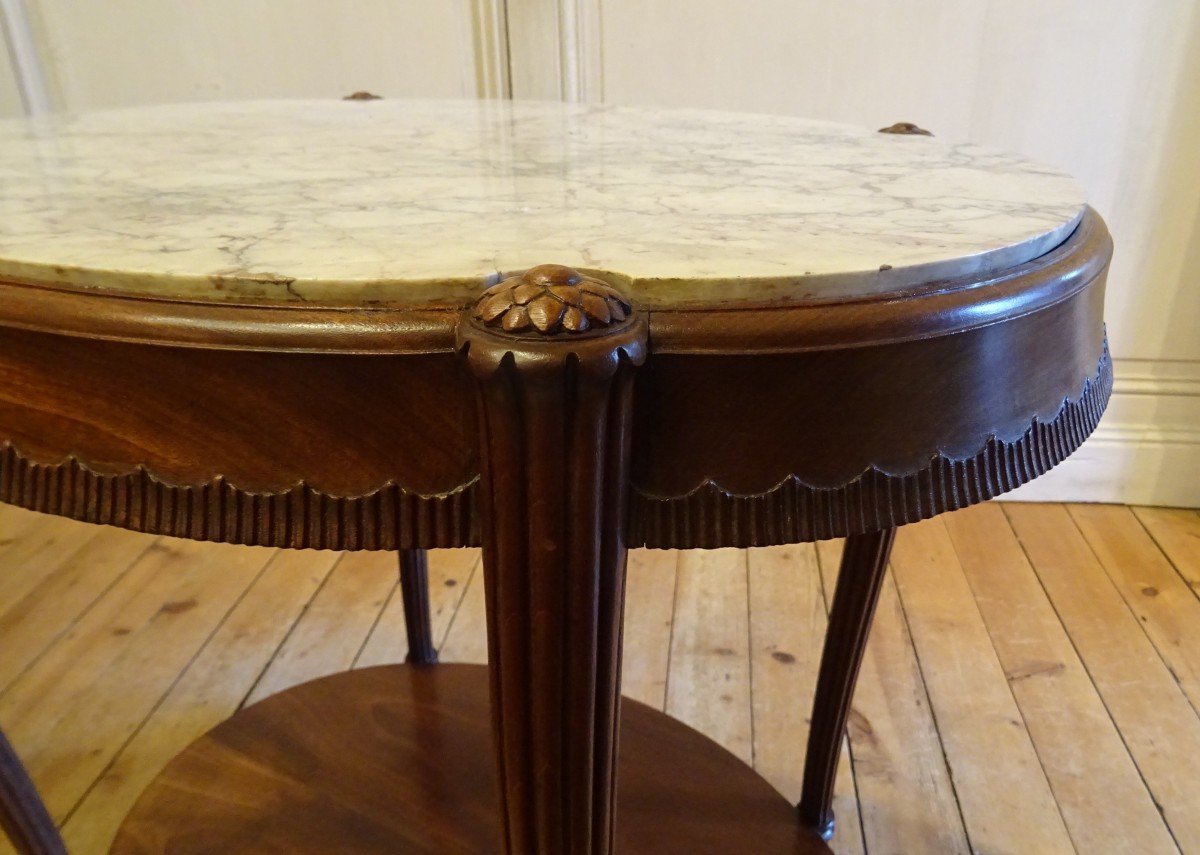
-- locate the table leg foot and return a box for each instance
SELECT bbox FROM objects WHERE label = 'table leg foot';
[807,811,836,842]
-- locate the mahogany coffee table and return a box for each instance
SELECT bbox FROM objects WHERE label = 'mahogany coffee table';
[0,101,1109,854]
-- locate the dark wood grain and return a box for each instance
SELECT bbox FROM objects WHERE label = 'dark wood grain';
[398,549,437,665]
[632,340,1110,547]
[112,664,830,854]
[0,209,1111,852]
[0,334,1109,550]
[797,528,896,839]
[0,728,65,855]
[0,212,1109,550]
[458,272,647,854]
[0,210,1107,355]
[0,443,476,550]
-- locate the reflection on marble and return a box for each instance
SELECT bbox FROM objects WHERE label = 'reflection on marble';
[0,100,1085,307]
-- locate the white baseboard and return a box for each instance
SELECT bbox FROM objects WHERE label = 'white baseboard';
[1002,434,1200,506]
[1002,358,1200,507]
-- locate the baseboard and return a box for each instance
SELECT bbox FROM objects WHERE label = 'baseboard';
[1002,435,1200,506]
[1002,358,1200,507]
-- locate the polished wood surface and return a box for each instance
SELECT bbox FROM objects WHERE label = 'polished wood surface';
[1,507,1196,854]
[0,212,1109,550]
[0,120,1110,852]
[0,230,1110,852]
[398,550,438,666]
[798,529,895,839]
[112,664,829,854]
[458,266,647,852]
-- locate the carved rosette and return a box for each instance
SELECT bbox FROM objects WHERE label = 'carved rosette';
[472,264,633,336]
[457,265,646,854]
[460,264,645,378]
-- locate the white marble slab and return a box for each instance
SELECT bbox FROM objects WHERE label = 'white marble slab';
[0,100,1085,307]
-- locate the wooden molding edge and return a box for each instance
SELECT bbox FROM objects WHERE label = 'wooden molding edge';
[0,211,1109,357]
[468,0,511,99]
[0,342,1111,549]
[648,208,1109,354]
[0,448,478,550]
[630,340,1113,547]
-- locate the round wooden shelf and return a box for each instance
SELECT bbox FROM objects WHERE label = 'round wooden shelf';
[111,663,830,854]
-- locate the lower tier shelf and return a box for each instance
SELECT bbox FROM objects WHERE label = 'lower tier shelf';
[112,663,829,853]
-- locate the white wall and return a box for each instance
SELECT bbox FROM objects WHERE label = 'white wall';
[3,0,1197,505]
[589,0,1200,507]
[0,45,20,118]
[6,1,489,110]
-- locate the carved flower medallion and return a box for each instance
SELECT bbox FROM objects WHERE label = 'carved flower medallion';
[473,264,633,335]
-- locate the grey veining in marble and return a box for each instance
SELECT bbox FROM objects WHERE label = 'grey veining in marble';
[0,100,1086,307]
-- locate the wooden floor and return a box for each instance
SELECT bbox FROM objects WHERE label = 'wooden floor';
[1,503,1199,854]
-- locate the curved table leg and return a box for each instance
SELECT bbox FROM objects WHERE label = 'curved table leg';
[0,728,66,855]
[398,549,437,665]
[797,527,896,841]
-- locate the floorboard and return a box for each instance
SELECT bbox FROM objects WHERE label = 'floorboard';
[666,548,754,765]
[1133,507,1200,588]
[946,503,1177,854]
[1006,503,1200,853]
[353,548,480,669]
[816,539,968,855]
[244,550,394,705]
[890,518,1075,854]
[1069,504,1200,717]
[750,543,867,855]
[621,548,678,710]
[60,549,339,854]
[0,502,1196,854]
[0,527,153,695]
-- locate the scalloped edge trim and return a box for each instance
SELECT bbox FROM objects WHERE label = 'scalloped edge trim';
[630,342,1112,548]
[0,449,478,550]
[1,343,1110,550]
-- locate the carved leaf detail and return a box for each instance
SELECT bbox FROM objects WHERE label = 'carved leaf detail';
[548,284,581,305]
[477,293,512,323]
[528,294,565,332]
[580,293,610,325]
[513,281,541,305]
[472,264,633,335]
[502,304,531,331]
[562,306,588,332]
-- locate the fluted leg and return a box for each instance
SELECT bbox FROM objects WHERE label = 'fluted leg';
[798,527,896,840]
[0,728,65,855]
[398,549,437,665]
[458,265,646,854]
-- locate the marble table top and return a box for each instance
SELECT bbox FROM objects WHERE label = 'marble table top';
[0,100,1085,308]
